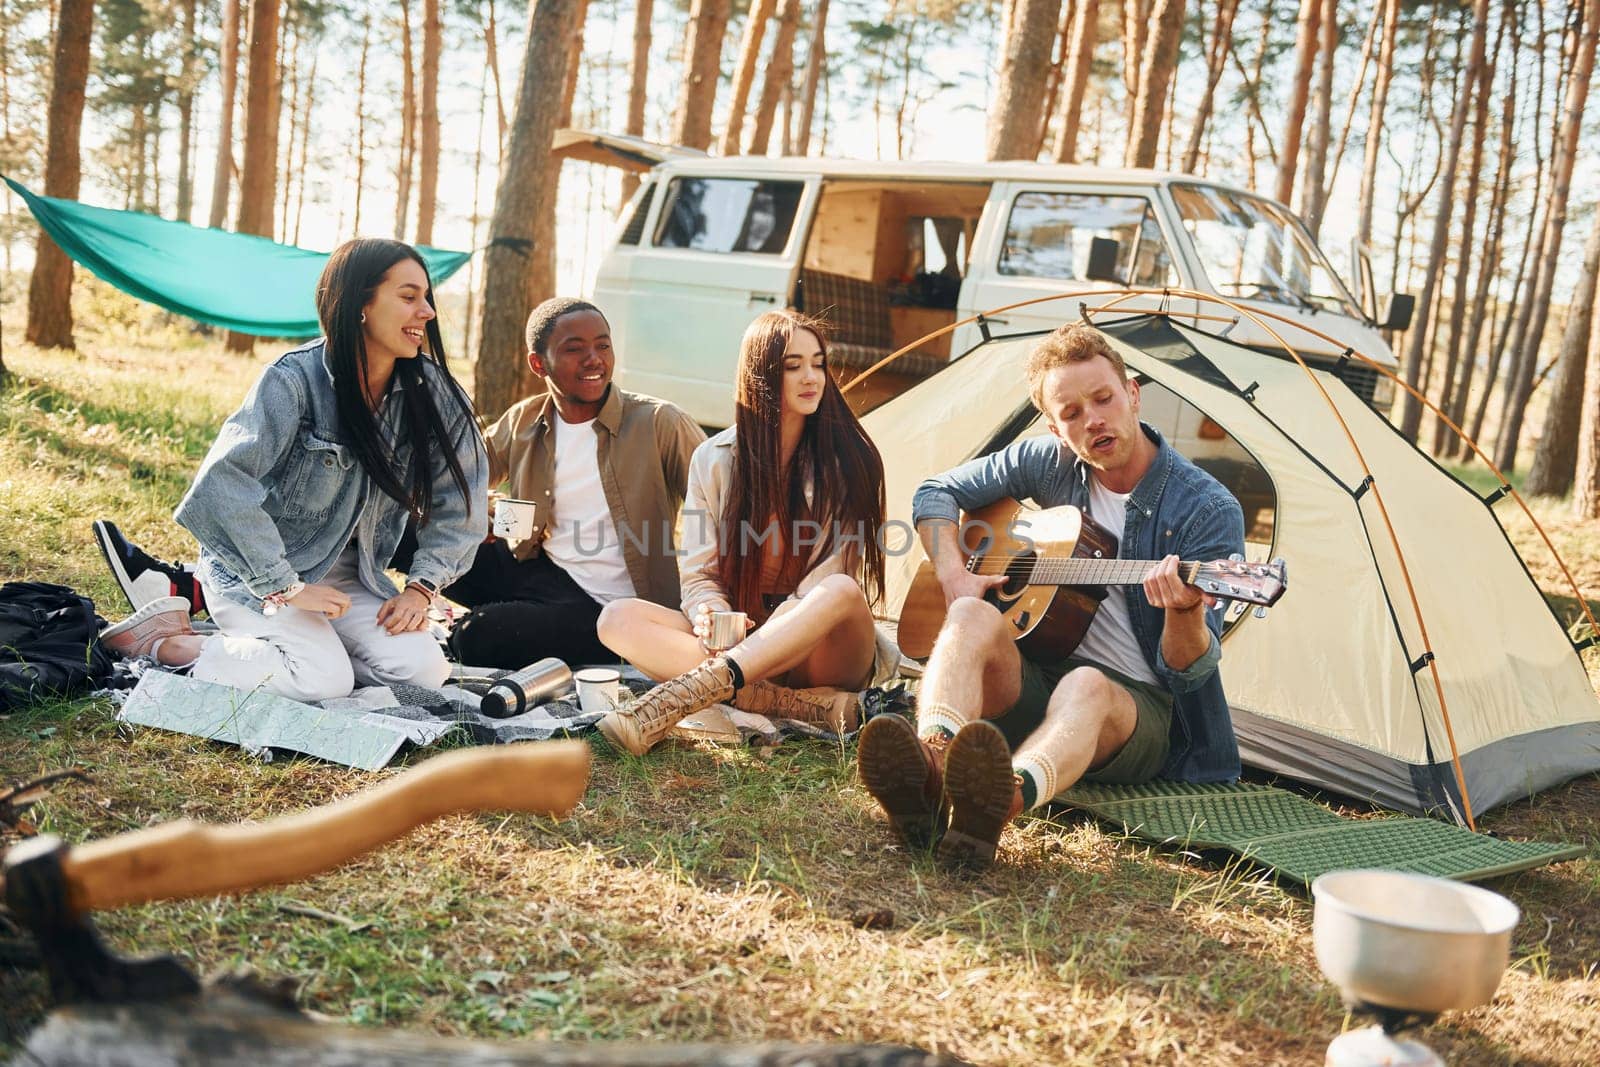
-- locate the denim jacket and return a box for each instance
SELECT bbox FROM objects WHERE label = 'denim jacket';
[911,424,1246,782]
[175,340,489,611]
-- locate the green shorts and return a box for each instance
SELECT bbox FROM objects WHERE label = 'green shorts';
[991,654,1174,785]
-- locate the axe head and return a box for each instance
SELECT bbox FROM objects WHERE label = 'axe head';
[3,834,200,1005]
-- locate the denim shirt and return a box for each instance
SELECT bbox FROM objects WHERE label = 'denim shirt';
[911,424,1246,782]
[175,340,489,611]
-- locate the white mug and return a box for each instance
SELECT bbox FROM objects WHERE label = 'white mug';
[492,497,537,540]
[574,667,623,714]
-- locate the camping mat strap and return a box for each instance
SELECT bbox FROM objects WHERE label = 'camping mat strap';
[1054,780,1584,887]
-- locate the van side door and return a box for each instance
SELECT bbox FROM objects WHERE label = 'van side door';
[600,171,820,428]
[952,182,1196,355]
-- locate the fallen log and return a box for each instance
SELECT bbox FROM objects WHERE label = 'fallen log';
[19,989,971,1067]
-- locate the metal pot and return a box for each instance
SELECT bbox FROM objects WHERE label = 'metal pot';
[1312,869,1520,1016]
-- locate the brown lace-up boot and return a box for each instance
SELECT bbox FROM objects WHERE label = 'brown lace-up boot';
[937,719,1024,872]
[857,713,951,850]
[596,657,736,756]
[731,682,861,732]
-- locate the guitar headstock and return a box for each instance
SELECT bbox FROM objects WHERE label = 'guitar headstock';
[1192,556,1288,611]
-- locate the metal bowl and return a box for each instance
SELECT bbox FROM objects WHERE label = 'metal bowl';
[1311,869,1520,1015]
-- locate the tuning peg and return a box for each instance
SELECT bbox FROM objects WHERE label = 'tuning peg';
[1253,605,1269,619]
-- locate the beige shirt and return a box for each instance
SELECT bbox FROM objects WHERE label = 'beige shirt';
[676,426,849,621]
[677,426,900,685]
[482,386,704,608]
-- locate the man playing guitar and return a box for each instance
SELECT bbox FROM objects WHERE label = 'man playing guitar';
[858,323,1247,872]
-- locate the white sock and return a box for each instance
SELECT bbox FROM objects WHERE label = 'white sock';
[918,700,966,741]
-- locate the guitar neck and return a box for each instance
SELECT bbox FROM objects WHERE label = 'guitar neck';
[972,556,1200,587]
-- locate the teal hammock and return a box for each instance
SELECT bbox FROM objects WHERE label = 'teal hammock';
[7,178,472,337]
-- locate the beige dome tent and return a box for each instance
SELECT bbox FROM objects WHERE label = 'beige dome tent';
[861,312,1600,823]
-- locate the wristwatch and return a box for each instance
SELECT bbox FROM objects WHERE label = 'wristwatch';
[405,578,439,602]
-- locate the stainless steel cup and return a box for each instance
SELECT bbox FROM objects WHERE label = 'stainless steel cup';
[706,611,749,652]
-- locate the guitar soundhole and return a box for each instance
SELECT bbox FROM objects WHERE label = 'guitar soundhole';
[996,551,1034,600]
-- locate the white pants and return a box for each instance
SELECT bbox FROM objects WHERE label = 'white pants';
[192,547,449,702]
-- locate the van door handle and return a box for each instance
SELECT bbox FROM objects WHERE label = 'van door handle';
[748,292,778,304]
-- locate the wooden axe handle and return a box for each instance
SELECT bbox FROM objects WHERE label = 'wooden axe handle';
[58,742,590,915]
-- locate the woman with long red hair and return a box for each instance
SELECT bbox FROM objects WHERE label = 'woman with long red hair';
[594,310,890,755]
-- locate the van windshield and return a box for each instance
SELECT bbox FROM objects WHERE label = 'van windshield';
[1172,183,1360,318]
[654,177,805,255]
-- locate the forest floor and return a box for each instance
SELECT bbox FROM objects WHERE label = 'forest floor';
[2,293,1597,1065]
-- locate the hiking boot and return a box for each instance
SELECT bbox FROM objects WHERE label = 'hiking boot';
[937,720,1024,872]
[857,713,950,851]
[93,520,203,615]
[98,596,197,660]
[731,681,861,732]
[597,657,736,756]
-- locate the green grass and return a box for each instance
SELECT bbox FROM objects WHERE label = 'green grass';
[2,303,1598,1063]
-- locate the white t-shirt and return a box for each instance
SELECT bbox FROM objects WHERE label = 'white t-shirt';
[541,417,637,604]
[1072,474,1162,687]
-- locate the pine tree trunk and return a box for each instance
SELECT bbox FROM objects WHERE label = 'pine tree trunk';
[465,64,490,359]
[1494,0,1597,473]
[1445,74,1512,456]
[486,0,508,143]
[722,0,775,154]
[1275,0,1320,206]
[1033,1,1074,158]
[395,2,417,240]
[476,0,581,419]
[1181,0,1239,173]
[352,15,370,233]
[747,0,800,154]
[227,0,281,352]
[1468,6,1542,453]
[519,0,589,327]
[1298,0,1337,235]
[1053,0,1097,162]
[1125,0,1183,169]
[1357,0,1399,245]
[415,0,441,245]
[988,0,1063,160]
[672,0,731,150]
[207,0,241,229]
[620,0,653,201]
[1524,194,1600,494]
[1396,0,1488,442]
[278,17,300,240]
[1320,2,1380,205]
[175,0,197,222]
[794,0,828,155]
[291,45,317,246]
[1433,5,1504,457]
[1573,306,1600,518]
[559,0,589,126]
[1120,0,1151,130]
[24,0,94,349]
[1239,3,1277,188]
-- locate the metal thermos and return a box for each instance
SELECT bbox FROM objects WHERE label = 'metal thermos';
[480,658,573,718]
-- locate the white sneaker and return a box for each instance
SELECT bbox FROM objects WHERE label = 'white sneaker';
[98,597,195,660]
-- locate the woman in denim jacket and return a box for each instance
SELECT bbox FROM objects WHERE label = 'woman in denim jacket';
[593,310,892,755]
[98,239,488,700]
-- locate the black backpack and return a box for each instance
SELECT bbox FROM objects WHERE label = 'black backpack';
[0,582,114,711]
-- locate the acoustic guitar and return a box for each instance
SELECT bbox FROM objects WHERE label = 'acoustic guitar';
[896,497,1287,660]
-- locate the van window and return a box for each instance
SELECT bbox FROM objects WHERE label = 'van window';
[999,192,1174,286]
[653,177,804,254]
[618,182,655,246]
